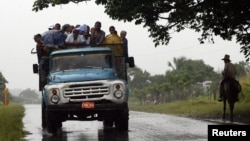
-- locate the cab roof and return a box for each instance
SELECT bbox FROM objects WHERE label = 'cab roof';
[50,46,112,56]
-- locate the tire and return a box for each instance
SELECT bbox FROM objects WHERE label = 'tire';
[45,110,62,134]
[45,111,58,134]
[103,119,114,128]
[115,108,129,131]
[41,100,46,129]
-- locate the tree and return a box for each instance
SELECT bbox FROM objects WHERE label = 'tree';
[166,57,220,100]
[19,88,40,104]
[32,0,250,61]
[234,61,250,78]
[0,72,8,101]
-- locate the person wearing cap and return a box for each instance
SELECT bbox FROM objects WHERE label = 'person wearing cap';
[77,24,91,46]
[218,54,237,101]
[48,25,54,30]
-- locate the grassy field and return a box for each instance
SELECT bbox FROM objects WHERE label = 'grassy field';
[0,104,26,141]
[129,75,250,124]
[129,96,250,124]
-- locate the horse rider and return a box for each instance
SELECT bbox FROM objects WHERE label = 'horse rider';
[218,54,238,102]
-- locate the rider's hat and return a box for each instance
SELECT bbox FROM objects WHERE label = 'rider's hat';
[222,54,231,61]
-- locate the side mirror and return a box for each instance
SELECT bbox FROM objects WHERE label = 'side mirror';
[33,64,38,73]
[128,57,135,68]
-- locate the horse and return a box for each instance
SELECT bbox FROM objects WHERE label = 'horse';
[221,79,241,123]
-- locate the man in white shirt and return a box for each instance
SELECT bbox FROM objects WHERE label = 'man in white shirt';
[65,28,86,48]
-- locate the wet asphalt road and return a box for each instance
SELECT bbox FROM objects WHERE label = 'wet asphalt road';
[23,104,216,141]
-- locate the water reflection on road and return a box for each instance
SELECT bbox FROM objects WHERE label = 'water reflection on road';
[23,104,214,141]
[41,127,129,141]
[23,104,129,141]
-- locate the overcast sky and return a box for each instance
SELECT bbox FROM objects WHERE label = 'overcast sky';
[0,0,246,90]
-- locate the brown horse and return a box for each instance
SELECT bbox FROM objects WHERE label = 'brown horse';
[221,79,240,122]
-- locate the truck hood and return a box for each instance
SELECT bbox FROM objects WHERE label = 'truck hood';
[48,69,116,83]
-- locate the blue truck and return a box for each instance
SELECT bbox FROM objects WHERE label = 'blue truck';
[32,44,134,133]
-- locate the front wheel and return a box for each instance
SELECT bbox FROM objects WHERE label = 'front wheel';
[103,119,114,128]
[41,100,46,129]
[114,108,129,131]
[45,109,62,134]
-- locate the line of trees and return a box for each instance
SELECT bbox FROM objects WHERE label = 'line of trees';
[18,89,41,104]
[127,57,250,105]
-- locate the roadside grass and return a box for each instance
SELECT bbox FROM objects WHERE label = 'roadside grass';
[0,104,26,141]
[129,96,250,124]
[129,75,250,124]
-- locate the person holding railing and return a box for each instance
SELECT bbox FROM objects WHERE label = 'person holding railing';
[90,21,105,47]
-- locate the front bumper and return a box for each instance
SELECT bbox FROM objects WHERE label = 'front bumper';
[46,102,128,112]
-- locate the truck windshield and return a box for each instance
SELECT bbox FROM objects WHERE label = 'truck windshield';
[51,53,112,72]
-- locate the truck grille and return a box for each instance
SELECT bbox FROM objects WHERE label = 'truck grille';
[63,83,109,100]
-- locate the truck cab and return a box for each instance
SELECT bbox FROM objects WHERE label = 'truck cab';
[32,44,134,133]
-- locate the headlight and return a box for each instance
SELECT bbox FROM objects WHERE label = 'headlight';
[51,95,60,104]
[114,90,123,99]
[50,88,60,104]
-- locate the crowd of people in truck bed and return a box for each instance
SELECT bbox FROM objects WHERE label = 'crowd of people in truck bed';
[33,21,128,63]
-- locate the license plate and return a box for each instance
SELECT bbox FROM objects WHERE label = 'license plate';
[81,102,94,109]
